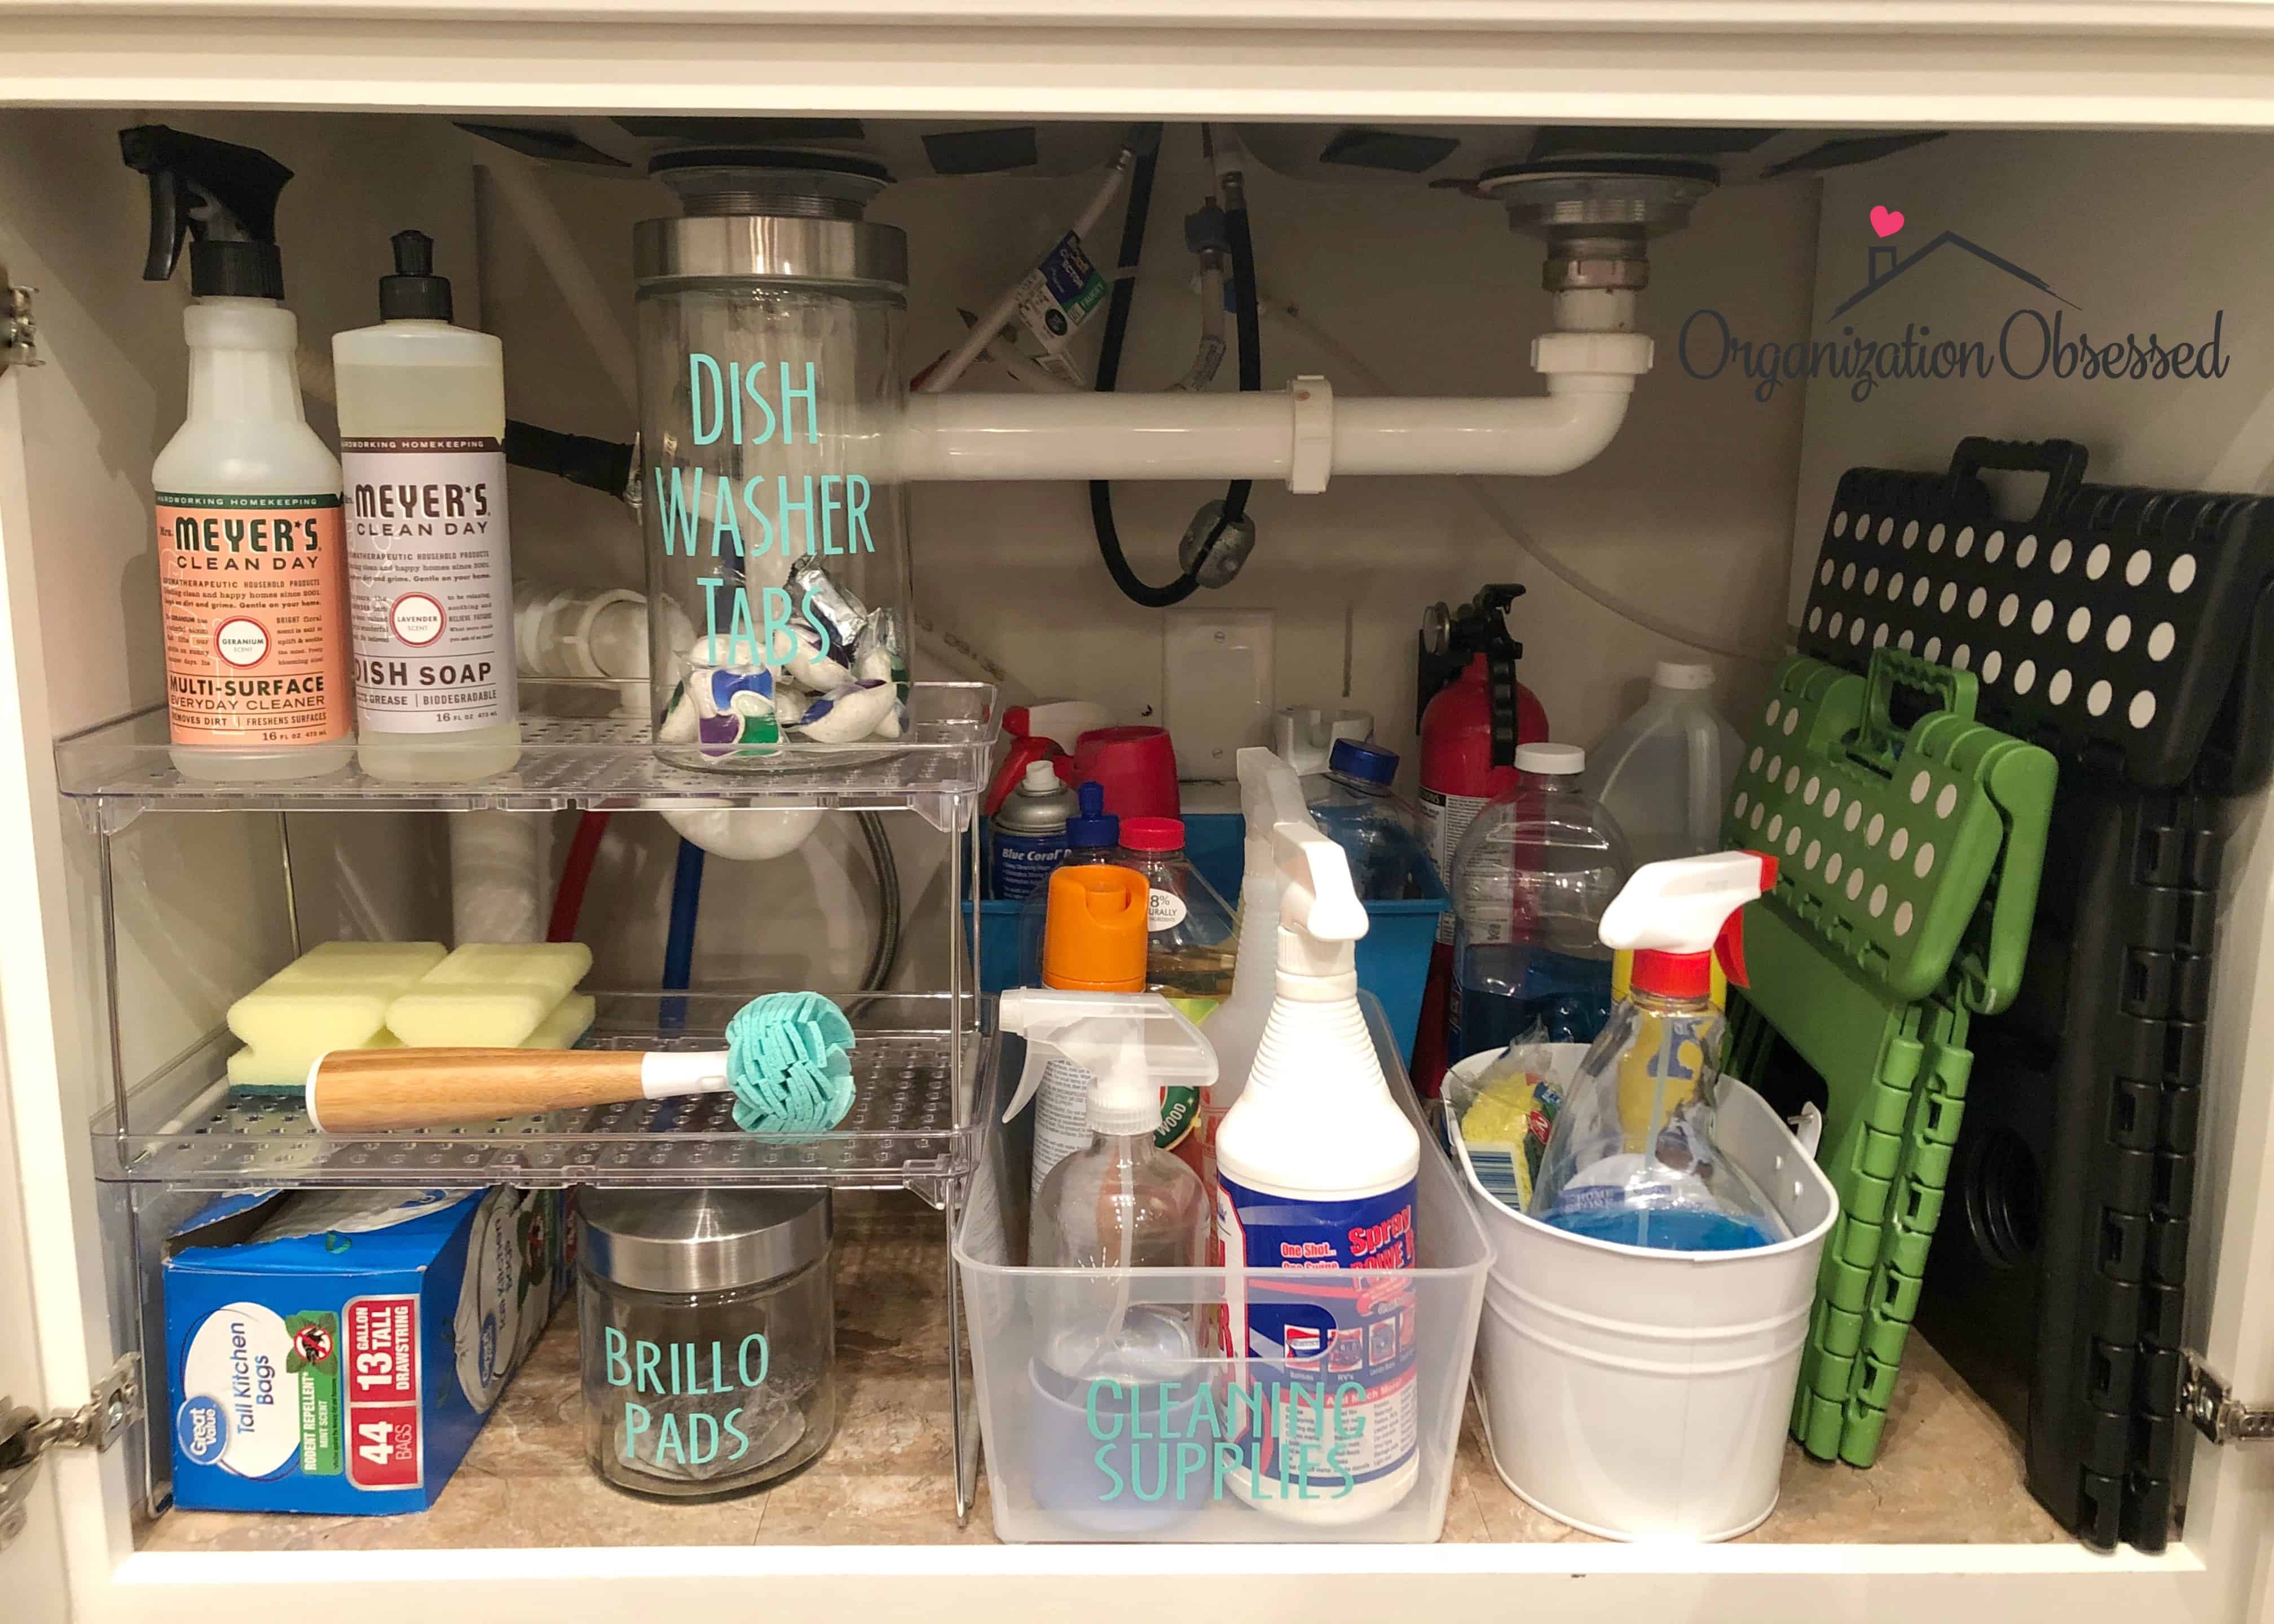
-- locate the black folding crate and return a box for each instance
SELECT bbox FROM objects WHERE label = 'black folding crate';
[1794,436,2274,1552]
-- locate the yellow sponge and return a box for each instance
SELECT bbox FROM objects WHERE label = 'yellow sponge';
[418,943,592,1001]
[523,992,597,1051]
[227,1029,400,1091]
[226,942,446,1078]
[385,983,560,1048]
[227,941,594,1094]
[272,941,448,985]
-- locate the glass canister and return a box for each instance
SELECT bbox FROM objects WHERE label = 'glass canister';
[634,154,914,768]
[578,1186,836,1498]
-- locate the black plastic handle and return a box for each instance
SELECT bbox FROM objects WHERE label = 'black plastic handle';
[1947,436,2090,528]
[503,420,636,503]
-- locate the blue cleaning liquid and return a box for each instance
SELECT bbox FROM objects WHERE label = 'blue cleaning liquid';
[1546,1205,1783,1252]
[1453,943,1615,1053]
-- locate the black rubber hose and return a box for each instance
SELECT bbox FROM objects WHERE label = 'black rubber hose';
[1222,178,1263,506]
[503,419,635,501]
[1088,132,1261,610]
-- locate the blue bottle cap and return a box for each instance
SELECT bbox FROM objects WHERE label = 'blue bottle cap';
[1065,781,1120,848]
[1329,738,1399,787]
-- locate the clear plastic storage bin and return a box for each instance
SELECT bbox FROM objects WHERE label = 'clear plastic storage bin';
[954,995,1491,1543]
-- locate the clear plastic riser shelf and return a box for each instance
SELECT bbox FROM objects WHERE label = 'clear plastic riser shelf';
[55,679,998,831]
[58,678,997,1521]
[92,991,982,1203]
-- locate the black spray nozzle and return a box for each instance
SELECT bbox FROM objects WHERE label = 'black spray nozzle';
[118,123,292,299]
[379,229,453,321]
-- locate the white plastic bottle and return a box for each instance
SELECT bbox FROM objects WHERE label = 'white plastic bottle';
[124,124,353,782]
[1215,822,1421,1525]
[334,231,520,781]
[1584,661,1742,867]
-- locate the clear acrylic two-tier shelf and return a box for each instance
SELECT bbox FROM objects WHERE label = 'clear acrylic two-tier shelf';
[54,680,997,1518]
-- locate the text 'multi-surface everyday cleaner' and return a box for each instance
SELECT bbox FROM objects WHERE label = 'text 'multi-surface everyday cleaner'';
[1214,822,1421,1525]
[1528,850,1791,1252]
[121,125,353,782]
[334,230,521,782]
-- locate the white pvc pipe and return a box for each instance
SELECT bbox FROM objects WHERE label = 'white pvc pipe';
[450,809,548,944]
[922,149,1134,395]
[897,376,1635,485]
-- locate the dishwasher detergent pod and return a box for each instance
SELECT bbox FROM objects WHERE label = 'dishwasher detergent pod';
[165,1186,565,1513]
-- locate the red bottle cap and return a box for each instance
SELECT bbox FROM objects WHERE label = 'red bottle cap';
[1118,817,1186,854]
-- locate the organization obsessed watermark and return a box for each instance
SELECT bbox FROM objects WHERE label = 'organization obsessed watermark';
[1677,215,2231,404]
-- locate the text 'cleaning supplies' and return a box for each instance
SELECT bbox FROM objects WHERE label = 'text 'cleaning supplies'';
[121,125,353,782]
[1215,823,1422,1524]
[334,230,521,782]
[1529,851,1789,1251]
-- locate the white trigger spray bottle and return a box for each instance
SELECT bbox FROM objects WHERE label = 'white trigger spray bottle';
[1001,990,1217,1379]
[1204,748,1317,1149]
[1215,822,1421,1524]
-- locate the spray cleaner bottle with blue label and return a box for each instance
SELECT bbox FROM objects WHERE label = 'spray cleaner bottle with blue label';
[1528,850,1790,1251]
[1214,823,1420,1525]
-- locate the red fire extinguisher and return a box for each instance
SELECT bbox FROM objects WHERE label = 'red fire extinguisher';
[1411,584,1549,1096]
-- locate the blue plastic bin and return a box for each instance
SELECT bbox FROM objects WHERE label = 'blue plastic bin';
[965,811,1446,1062]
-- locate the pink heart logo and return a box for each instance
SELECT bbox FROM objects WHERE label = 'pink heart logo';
[1870,205,1906,238]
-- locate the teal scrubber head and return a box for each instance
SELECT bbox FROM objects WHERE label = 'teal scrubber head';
[722,992,857,1135]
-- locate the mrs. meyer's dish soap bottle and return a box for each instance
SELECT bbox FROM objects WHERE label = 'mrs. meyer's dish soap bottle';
[1215,823,1421,1525]
[334,231,521,781]
[120,125,352,782]
[1529,851,1789,1251]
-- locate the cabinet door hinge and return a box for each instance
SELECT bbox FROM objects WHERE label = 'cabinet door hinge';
[0,1354,142,1551]
[2181,1351,2274,1446]
[0,277,38,375]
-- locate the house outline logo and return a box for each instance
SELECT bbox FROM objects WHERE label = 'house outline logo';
[1831,230,2078,320]
[1675,210,2228,403]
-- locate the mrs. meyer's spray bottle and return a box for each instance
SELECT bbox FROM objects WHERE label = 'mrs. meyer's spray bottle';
[334,231,521,781]
[120,125,352,782]
[1215,823,1421,1524]
[1529,851,1788,1251]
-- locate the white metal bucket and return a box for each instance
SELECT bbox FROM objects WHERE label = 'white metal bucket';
[1449,1044,1838,1542]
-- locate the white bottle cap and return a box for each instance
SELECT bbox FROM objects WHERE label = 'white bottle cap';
[1514,742,1586,775]
[1652,661,1716,691]
[1021,758,1065,793]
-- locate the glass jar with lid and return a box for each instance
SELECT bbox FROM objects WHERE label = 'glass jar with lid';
[577,1186,836,1498]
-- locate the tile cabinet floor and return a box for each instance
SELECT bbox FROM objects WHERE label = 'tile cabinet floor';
[144,1192,2063,1551]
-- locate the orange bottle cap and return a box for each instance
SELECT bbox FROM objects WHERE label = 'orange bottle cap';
[1042,864,1149,992]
